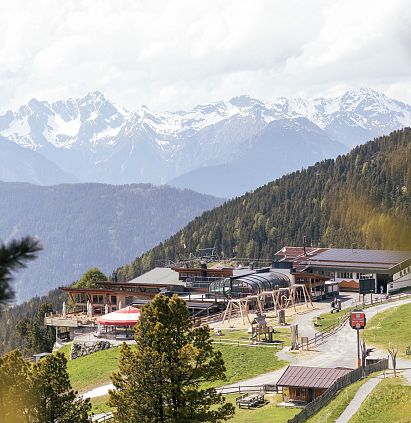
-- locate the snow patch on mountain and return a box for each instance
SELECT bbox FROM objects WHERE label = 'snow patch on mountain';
[1,87,410,187]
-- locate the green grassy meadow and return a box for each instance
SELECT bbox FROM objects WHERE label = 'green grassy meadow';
[65,336,287,393]
[350,377,411,423]
[90,392,300,421]
[313,307,351,332]
[210,327,291,346]
[207,344,287,388]
[306,377,369,422]
[363,302,411,359]
[64,345,122,393]
[225,393,299,423]
[90,395,111,415]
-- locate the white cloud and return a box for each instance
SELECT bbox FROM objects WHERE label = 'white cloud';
[0,0,410,112]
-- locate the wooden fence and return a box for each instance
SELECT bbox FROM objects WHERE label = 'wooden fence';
[92,412,113,422]
[218,383,279,395]
[301,292,411,350]
[287,358,389,423]
[301,312,351,350]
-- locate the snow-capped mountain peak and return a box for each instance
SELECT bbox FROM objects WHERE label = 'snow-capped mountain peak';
[1,88,410,189]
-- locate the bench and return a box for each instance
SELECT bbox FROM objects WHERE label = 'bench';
[236,393,265,408]
[271,340,284,349]
[115,334,133,340]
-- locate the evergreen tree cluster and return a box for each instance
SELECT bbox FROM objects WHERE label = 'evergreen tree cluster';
[0,288,65,356]
[117,129,411,281]
[0,350,90,422]
[15,303,56,356]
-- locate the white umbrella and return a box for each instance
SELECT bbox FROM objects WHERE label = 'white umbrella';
[97,306,140,326]
[86,300,90,317]
[89,302,93,317]
[105,304,109,314]
[62,301,66,318]
[118,300,122,310]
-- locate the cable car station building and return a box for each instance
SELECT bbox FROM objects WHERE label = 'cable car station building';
[275,247,411,294]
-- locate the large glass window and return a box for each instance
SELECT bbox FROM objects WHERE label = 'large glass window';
[92,295,104,304]
[74,293,87,303]
[209,271,290,298]
[337,272,353,279]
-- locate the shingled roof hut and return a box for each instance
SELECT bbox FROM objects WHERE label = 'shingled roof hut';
[276,366,352,404]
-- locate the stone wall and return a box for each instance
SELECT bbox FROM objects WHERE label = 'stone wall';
[70,340,111,360]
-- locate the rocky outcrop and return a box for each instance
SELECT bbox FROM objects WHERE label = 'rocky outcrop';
[70,341,111,360]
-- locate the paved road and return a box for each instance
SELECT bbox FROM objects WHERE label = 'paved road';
[81,296,411,398]
[335,376,384,423]
[219,296,411,392]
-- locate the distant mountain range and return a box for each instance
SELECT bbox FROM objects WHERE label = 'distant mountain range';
[0,136,77,185]
[1,88,410,197]
[0,182,222,302]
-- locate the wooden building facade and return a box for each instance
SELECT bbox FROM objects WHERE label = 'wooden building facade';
[276,366,352,404]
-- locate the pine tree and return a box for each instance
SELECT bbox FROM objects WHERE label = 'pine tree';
[30,351,91,422]
[0,350,34,422]
[0,350,91,422]
[109,294,234,423]
[0,237,42,310]
[16,303,55,355]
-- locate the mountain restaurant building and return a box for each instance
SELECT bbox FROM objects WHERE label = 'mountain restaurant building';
[275,247,411,294]
[61,266,233,315]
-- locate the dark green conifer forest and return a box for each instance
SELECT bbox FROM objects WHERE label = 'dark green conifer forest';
[117,128,411,281]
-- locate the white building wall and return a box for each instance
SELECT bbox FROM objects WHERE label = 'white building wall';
[389,265,411,293]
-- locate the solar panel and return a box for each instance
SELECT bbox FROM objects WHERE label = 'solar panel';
[310,249,411,266]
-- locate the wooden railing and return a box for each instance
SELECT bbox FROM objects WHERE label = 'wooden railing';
[217,384,278,395]
[301,291,411,350]
[92,412,114,422]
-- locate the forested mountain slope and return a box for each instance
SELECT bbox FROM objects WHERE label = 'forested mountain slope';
[0,182,222,301]
[117,128,411,281]
[0,289,64,356]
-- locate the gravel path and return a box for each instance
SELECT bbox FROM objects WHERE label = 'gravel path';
[219,296,411,392]
[82,384,115,399]
[335,376,383,423]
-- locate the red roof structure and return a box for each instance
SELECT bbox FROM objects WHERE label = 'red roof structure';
[97,306,140,326]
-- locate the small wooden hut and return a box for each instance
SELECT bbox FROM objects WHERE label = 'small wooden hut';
[276,366,352,404]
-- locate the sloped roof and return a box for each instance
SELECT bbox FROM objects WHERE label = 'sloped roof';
[276,366,352,389]
[128,267,182,285]
[274,246,411,273]
[275,246,327,260]
[309,249,411,270]
[252,315,267,325]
